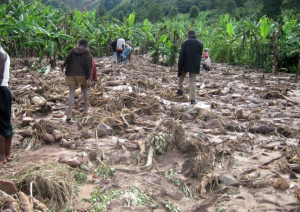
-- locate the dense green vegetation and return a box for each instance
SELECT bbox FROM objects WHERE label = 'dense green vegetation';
[0,0,299,73]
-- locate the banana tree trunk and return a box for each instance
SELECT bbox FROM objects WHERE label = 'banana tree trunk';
[272,25,282,75]
[106,39,111,56]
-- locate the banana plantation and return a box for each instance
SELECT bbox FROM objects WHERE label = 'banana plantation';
[0,0,299,72]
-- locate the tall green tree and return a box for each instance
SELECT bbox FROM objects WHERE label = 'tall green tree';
[261,0,283,19]
[189,5,199,19]
[148,4,163,22]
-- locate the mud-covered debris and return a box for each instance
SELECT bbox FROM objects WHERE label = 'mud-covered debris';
[202,119,222,129]
[20,129,33,138]
[52,130,63,142]
[249,125,275,135]
[272,177,289,190]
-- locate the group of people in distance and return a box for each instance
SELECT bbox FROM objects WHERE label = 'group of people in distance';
[0,29,211,164]
[111,37,132,64]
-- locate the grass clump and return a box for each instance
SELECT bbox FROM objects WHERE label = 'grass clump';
[94,161,115,179]
[5,161,76,210]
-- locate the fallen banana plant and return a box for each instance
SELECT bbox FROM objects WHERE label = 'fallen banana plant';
[143,132,170,170]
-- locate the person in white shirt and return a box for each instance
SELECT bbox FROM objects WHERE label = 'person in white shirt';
[0,45,13,164]
[116,37,125,62]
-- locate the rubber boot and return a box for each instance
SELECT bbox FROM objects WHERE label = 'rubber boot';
[5,137,12,161]
[0,137,7,163]
[176,90,183,96]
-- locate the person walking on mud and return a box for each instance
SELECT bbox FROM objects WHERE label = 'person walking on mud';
[111,38,118,63]
[177,30,203,104]
[62,39,92,122]
[0,44,13,163]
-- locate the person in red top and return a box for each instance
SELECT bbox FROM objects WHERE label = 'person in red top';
[202,48,211,71]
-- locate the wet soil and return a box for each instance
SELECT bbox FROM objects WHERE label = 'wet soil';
[1,55,300,212]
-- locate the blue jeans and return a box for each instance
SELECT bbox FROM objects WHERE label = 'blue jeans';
[121,46,132,64]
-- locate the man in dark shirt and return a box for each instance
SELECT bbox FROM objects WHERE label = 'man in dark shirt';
[111,38,117,63]
[62,39,92,122]
[177,30,203,104]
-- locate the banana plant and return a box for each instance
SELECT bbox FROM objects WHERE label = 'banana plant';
[259,16,270,40]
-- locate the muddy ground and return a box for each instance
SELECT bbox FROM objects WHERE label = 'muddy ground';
[0,54,300,212]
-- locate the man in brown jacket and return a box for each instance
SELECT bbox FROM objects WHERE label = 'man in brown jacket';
[62,39,92,122]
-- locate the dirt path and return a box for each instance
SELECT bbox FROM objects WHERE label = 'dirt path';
[1,55,299,212]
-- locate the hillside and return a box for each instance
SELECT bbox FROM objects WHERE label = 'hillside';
[40,0,299,22]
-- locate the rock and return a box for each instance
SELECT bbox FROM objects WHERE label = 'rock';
[82,155,89,165]
[222,109,232,117]
[268,101,276,106]
[249,98,260,104]
[277,103,285,110]
[97,124,113,137]
[272,177,289,190]
[59,157,82,167]
[232,93,242,98]
[142,115,157,121]
[31,96,46,106]
[274,112,286,118]
[81,131,92,139]
[21,117,34,127]
[52,130,63,142]
[20,129,33,138]
[296,187,300,200]
[53,113,64,118]
[220,174,241,186]
[0,180,18,195]
[235,109,243,119]
[181,113,193,121]
[164,190,184,201]
[203,119,221,129]
[249,125,275,135]
[198,109,216,121]
[43,133,55,143]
